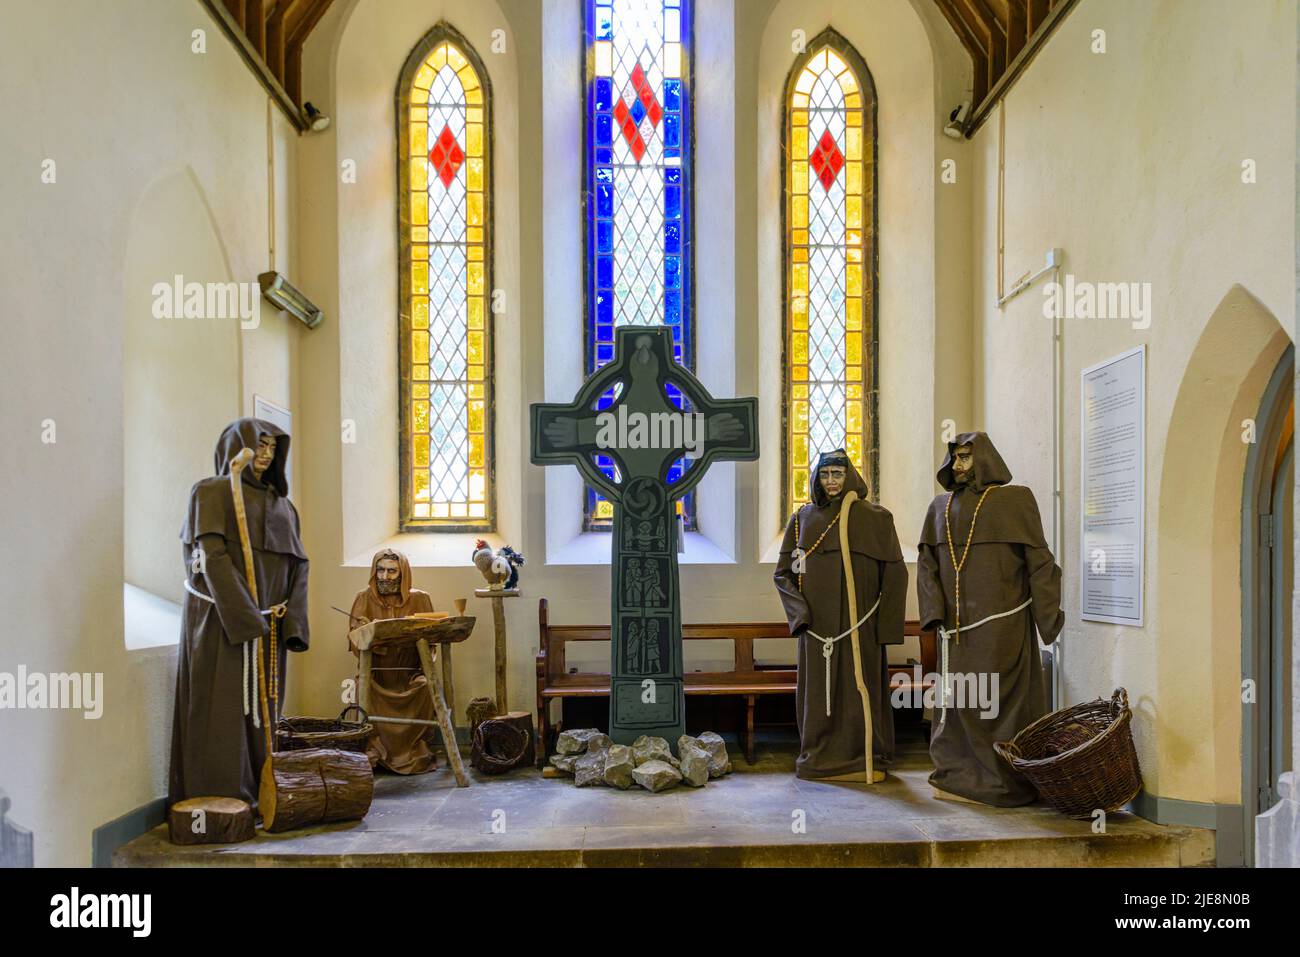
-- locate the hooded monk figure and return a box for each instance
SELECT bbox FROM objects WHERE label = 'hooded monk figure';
[917,431,1064,806]
[169,417,310,808]
[774,449,907,781]
[348,549,439,774]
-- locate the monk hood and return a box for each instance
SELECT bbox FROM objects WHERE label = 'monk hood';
[367,549,415,606]
[181,417,306,559]
[215,416,292,497]
[809,448,869,507]
[935,431,1012,492]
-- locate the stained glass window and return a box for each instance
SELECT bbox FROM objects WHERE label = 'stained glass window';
[398,25,493,530]
[784,33,877,517]
[584,0,694,528]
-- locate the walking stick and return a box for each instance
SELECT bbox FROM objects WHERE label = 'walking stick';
[228,449,277,762]
[837,491,875,784]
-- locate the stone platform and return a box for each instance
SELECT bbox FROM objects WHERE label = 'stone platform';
[116,733,1214,868]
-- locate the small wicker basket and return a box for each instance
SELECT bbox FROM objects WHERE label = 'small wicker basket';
[993,688,1142,818]
[276,705,373,754]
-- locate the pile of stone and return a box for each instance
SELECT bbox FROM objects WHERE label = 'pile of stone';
[548,729,732,792]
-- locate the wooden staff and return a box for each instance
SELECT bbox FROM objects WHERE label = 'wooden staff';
[228,448,276,760]
[837,490,875,784]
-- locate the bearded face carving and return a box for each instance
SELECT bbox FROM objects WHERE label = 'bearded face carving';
[950,443,974,485]
[374,554,402,596]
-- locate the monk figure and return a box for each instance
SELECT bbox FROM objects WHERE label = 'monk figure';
[169,418,310,808]
[917,432,1064,806]
[774,449,907,782]
[348,549,439,774]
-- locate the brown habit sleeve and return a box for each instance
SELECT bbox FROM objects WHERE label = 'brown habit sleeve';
[1025,544,1064,644]
[282,555,310,652]
[773,513,811,636]
[198,533,267,645]
[916,541,946,634]
[876,551,907,646]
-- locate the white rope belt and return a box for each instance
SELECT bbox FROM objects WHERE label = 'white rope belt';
[805,593,883,718]
[184,579,287,727]
[936,597,1032,721]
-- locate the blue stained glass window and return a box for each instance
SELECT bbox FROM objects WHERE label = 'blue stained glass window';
[584,0,695,528]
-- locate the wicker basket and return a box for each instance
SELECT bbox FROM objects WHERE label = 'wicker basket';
[276,705,373,754]
[471,717,532,775]
[993,688,1142,818]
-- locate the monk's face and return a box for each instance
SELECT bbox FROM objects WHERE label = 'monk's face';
[951,443,975,484]
[252,434,277,478]
[818,465,847,499]
[375,557,401,595]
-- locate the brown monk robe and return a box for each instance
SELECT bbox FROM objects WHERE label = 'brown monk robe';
[169,418,310,808]
[774,449,908,781]
[917,431,1064,806]
[348,550,439,774]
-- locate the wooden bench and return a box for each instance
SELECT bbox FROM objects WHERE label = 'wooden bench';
[535,598,935,766]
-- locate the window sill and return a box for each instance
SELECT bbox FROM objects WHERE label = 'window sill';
[123,583,181,651]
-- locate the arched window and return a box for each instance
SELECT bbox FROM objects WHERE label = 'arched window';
[583,0,694,528]
[397,23,494,531]
[783,32,877,517]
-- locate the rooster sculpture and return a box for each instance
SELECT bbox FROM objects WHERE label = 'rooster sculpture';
[471,540,526,590]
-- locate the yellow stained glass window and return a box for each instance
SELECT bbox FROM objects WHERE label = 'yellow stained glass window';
[784,34,877,517]
[400,28,493,529]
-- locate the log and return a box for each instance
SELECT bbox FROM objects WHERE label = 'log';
[258,748,374,833]
[168,797,255,846]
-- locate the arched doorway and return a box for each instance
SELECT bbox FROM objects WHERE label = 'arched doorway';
[1242,344,1294,866]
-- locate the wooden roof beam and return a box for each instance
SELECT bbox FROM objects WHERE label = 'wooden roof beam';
[935,0,990,107]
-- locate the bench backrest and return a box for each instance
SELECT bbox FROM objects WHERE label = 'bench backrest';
[537,598,931,685]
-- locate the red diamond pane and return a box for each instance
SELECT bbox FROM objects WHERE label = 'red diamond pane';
[809,130,844,191]
[631,62,645,91]
[429,123,464,189]
[629,134,646,162]
[648,101,662,127]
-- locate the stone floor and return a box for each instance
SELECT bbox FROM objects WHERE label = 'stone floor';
[116,730,1215,867]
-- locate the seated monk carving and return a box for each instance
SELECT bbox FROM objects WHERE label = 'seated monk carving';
[348,549,439,774]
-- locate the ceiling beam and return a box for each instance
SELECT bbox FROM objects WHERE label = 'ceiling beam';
[934,0,1080,135]
[935,0,990,107]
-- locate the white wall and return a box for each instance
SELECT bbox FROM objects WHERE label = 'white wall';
[969,0,1295,804]
[0,0,302,865]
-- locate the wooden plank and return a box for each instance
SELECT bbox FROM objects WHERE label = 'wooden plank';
[266,0,301,84]
[223,0,246,30]
[734,636,755,673]
[1005,0,1028,63]
[1028,0,1050,33]
[246,0,266,57]
[956,0,1006,93]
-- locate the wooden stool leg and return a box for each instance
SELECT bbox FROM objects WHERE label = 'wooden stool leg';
[418,639,468,787]
[358,650,373,712]
[441,645,456,732]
